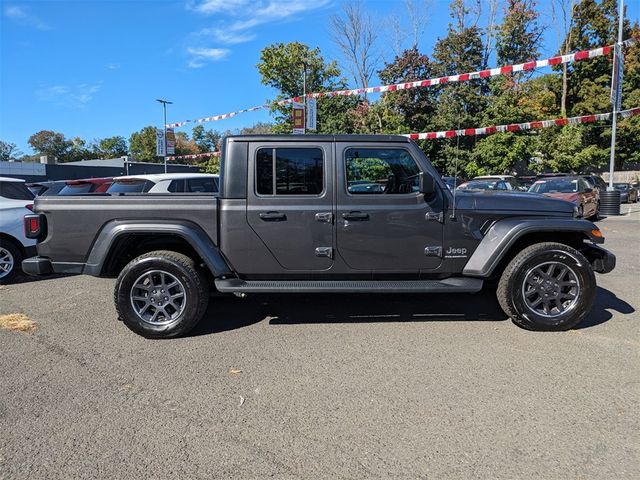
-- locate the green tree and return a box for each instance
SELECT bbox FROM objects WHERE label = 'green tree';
[198,156,221,174]
[429,0,487,174]
[240,122,274,135]
[27,130,71,160]
[257,41,358,133]
[95,136,128,158]
[192,125,222,153]
[0,140,22,161]
[175,131,199,156]
[66,136,92,162]
[496,0,544,66]
[129,126,158,162]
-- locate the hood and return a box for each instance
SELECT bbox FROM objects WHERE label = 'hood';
[453,190,575,215]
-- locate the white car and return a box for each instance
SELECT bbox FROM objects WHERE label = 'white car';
[107,173,219,194]
[473,175,521,191]
[0,177,37,282]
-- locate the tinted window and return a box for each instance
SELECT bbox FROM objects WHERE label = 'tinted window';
[59,183,94,195]
[40,183,66,196]
[167,180,184,193]
[187,177,217,193]
[107,180,151,193]
[529,178,579,193]
[256,148,323,196]
[0,181,35,200]
[345,148,420,194]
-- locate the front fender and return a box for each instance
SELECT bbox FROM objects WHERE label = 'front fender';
[462,218,602,277]
[84,220,232,277]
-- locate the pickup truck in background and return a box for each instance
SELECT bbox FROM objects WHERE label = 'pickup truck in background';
[23,135,615,338]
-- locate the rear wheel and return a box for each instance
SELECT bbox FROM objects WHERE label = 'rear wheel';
[0,241,22,284]
[497,242,595,331]
[114,250,209,338]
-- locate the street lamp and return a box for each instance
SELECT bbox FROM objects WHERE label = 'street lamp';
[156,98,172,173]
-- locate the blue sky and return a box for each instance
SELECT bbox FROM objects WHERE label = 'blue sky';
[1,0,638,155]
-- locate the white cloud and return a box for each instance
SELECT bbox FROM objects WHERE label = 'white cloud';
[185,1,332,67]
[106,63,121,70]
[4,4,50,30]
[187,47,230,60]
[186,47,230,68]
[36,82,102,108]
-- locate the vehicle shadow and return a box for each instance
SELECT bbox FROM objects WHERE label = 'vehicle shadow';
[191,286,633,336]
[574,286,635,329]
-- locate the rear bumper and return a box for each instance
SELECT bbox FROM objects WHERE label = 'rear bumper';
[580,244,616,274]
[22,256,53,276]
[22,257,85,276]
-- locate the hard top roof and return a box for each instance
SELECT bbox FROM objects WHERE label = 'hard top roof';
[226,134,412,143]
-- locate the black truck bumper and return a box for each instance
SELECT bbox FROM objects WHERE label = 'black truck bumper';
[581,244,616,274]
[22,256,86,276]
[22,256,53,276]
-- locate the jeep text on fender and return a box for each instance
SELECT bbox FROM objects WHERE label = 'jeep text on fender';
[22,135,615,338]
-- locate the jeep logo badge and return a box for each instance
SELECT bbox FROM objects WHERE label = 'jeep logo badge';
[445,247,468,258]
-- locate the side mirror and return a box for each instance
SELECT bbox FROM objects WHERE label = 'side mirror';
[419,172,435,195]
[584,188,593,194]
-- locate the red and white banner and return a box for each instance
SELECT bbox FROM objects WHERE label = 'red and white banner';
[167,38,638,129]
[166,107,639,164]
[403,107,640,140]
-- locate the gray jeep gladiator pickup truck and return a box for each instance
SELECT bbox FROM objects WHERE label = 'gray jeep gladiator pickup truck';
[23,135,615,338]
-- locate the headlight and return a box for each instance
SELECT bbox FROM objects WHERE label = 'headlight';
[573,205,580,217]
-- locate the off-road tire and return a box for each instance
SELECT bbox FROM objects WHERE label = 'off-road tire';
[0,240,22,284]
[114,250,209,339]
[497,242,595,331]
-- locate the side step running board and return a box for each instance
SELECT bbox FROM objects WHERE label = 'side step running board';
[214,278,483,294]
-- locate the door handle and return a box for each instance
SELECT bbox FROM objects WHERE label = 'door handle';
[342,211,369,221]
[259,211,287,221]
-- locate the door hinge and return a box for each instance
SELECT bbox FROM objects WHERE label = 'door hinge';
[315,247,333,258]
[424,246,443,257]
[425,211,444,223]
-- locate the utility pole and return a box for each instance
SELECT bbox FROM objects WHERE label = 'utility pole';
[156,99,172,173]
[608,0,624,190]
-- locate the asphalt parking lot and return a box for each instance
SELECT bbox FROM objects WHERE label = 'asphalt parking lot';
[1,205,638,479]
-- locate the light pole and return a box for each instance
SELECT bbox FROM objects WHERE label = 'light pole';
[607,0,624,190]
[156,98,172,173]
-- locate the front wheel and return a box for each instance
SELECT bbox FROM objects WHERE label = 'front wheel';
[497,242,596,331]
[114,250,209,338]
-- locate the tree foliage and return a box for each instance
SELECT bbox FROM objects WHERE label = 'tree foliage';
[128,126,158,162]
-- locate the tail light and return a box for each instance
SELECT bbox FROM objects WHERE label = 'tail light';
[24,214,46,240]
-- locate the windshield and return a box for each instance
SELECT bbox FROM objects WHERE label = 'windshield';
[613,184,628,191]
[107,180,152,193]
[458,180,505,190]
[529,178,579,193]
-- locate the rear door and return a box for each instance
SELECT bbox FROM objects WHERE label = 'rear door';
[335,144,444,272]
[246,142,334,271]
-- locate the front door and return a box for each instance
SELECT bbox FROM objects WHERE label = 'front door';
[246,142,334,271]
[335,144,444,272]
